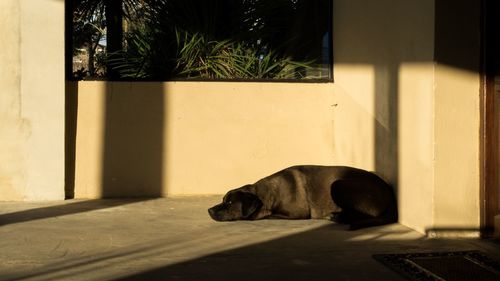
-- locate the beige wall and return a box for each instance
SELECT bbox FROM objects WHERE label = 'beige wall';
[431,0,482,233]
[333,0,436,233]
[333,0,482,234]
[0,0,65,200]
[0,1,24,200]
[73,82,337,197]
[433,66,480,231]
[398,63,436,234]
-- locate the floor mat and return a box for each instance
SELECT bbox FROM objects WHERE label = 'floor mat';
[373,250,500,281]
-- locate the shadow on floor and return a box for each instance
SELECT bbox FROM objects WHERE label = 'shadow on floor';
[1,194,498,281]
[2,220,499,281]
[0,223,416,281]
[0,199,152,226]
[103,225,421,281]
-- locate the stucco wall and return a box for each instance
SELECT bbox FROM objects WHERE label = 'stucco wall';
[433,65,480,232]
[432,0,482,232]
[333,0,482,234]
[333,0,436,233]
[73,82,337,197]
[0,1,24,200]
[0,0,65,200]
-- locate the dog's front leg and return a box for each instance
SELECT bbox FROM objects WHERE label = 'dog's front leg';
[251,209,273,220]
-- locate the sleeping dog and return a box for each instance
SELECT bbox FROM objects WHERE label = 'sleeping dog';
[208,165,398,230]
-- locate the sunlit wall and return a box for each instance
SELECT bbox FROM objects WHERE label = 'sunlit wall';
[0,0,65,200]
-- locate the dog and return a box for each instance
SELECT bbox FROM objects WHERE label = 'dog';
[208,165,398,230]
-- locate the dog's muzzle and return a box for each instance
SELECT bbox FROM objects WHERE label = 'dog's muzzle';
[208,207,218,220]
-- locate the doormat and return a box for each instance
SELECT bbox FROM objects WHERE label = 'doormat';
[373,250,500,281]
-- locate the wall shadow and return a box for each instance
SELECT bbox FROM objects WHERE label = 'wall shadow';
[101,82,165,197]
[435,0,482,74]
[64,0,77,199]
[0,199,150,227]
[374,65,399,186]
[65,81,79,199]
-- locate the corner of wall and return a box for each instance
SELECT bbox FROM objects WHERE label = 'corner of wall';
[431,0,482,232]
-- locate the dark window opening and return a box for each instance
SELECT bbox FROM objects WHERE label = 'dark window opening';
[68,0,333,82]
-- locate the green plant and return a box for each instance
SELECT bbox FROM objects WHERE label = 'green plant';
[174,30,311,79]
[74,0,328,80]
[109,28,312,80]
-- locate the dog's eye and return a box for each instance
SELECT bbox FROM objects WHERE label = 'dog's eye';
[227,201,232,205]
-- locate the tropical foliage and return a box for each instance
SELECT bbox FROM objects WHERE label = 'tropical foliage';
[71,0,331,80]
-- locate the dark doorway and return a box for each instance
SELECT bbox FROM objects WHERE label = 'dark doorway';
[481,0,500,237]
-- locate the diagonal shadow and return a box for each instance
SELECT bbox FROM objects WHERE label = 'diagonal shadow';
[0,223,423,281]
[0,199,152,227]
[105,224,419,281]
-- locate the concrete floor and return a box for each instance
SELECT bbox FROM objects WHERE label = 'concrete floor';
[0,196,499,281]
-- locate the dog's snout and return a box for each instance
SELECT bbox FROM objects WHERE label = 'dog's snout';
[208,207,219,220]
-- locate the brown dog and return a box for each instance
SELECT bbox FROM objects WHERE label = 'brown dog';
[208,165,398,230]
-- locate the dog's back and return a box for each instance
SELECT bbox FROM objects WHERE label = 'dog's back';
[254,165,398,226]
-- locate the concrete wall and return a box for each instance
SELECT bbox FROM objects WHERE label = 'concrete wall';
[0,0,65,200]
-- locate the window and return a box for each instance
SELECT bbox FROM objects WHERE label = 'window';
[68,0,332,81]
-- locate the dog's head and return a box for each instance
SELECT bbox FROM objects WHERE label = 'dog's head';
[208,187,263,221]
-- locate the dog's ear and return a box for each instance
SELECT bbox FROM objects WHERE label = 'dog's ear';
[239,192,263,219]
